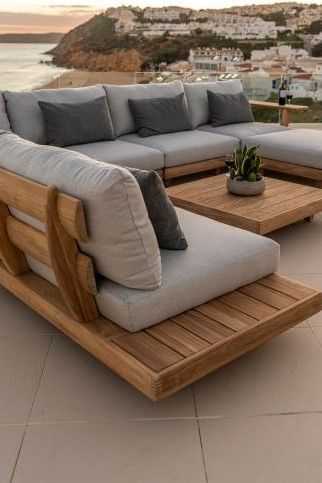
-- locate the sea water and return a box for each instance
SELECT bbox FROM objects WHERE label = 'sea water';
[0,43,69,90]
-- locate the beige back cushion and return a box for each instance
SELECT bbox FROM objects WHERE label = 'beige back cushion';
[0,131,162,290]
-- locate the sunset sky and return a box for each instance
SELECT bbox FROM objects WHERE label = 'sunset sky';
[0,0,321,33]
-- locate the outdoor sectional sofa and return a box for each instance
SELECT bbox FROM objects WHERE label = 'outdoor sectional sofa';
[1,79,321,185]
[0,81,321,399]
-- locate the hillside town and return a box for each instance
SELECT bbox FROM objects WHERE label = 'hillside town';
[101,4,322,101]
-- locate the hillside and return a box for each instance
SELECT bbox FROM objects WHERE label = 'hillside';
[50,12,277,72]
[0,33,63,43]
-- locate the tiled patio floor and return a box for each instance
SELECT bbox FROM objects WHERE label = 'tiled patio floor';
[2,213,322,482]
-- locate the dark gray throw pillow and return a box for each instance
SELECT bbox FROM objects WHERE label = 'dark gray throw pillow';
[38,96,115,147]
[127,168,188,250]
[128,93,193,138]
[207,90,254,127]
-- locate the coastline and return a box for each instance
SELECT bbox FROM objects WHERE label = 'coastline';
[39,70,136,89]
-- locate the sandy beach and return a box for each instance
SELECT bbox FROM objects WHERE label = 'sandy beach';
[40,70,138,88]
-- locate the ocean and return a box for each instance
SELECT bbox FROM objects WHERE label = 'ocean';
[0,43,69,91]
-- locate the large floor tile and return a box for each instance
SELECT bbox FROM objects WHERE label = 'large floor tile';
[274,273,322,327]
[194,328,322,417]
[274,236,322,274]
[0,425,25,483]
[31,334,195,422]
[200,413,322,483]
[312,327,322,347]
[0,336,52,423]
[13,420,205,483]
[0,286,54,336]
[270,214,322,242]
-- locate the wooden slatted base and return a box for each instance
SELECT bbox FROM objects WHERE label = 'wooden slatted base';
[0,262,320,400]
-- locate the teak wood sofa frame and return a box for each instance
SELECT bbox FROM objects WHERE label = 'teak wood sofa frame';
[0,167,321,400]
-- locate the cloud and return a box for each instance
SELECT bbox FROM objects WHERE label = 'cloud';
[0,10,95,33]
[45,4,94,8]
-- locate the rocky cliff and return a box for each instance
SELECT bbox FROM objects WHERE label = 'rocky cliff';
[50,11,240,72]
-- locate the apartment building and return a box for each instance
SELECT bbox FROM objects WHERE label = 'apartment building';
[189,47,244,71]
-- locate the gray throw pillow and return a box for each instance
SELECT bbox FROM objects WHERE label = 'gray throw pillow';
[128,93,193,138]
[38,96,115,147]
[127,168,188,250]
[207,90,254,127]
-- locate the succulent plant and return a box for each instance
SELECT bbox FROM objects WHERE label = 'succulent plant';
[228,145,264,182]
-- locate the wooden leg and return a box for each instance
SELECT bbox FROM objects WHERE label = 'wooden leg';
[281,108,291,127]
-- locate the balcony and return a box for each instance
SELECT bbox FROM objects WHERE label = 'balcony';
[1,74,322,482]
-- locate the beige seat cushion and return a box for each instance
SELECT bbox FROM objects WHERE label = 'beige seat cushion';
[120,131,238,168]
[198,122,290,142]
[96,208,280,332]
[243,129,322,169]
[66,139,164,170]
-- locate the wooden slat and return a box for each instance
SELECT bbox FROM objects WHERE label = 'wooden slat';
[172,309,234,343]
[239,282,296,309]
[201,178,283,210]
[0,202,29,275]
[45,186,98,322]
[232,185,313,216]
[219,291,277,319]
[0,168,88,242]
[164,157,225,180]
[147,320,210,356]
[263,158,322,182]
[112,332,183,371]
[6,216,97,294]
[258,274,315,300]
[250,190,322,219]
[196,299,257,329]
[156,291,322,399]
[249,100,308,112]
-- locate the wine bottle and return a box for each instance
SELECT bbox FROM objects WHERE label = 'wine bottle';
[278,77,287,106]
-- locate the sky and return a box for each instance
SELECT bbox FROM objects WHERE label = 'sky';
[0,0,321,33]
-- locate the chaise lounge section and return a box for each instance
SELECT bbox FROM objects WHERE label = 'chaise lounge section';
[0,130,321,399]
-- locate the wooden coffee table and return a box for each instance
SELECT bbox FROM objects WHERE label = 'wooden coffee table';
[168,175,322,235]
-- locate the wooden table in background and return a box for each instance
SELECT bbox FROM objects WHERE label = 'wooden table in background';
[168,175,322,235]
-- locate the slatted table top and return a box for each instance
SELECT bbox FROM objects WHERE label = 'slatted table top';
[168,175,322,235]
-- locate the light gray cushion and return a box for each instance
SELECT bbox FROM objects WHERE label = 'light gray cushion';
[66,140,164,170]
[0,131,162,290]
[104,81,184,137]
[184,79,243,128]
[0,93,10,131]
[120,130,238,168]
[242,129,322,169]
[38,96,115,147]
[207,90,254,127]
[128,92,193,137]
[198,122,290,141]
[96,208,280,332]
[127,168,188,250]
[3,85,106,144]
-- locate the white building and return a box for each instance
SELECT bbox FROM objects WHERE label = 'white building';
[142,23,192,37]
[143,8,184,21]
[189,47,244,71]
[251,45,310,61]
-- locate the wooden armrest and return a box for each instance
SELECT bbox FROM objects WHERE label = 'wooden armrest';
[249,100,308,112]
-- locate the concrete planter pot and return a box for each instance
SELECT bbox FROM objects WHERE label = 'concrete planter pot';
[226,176,266,196]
